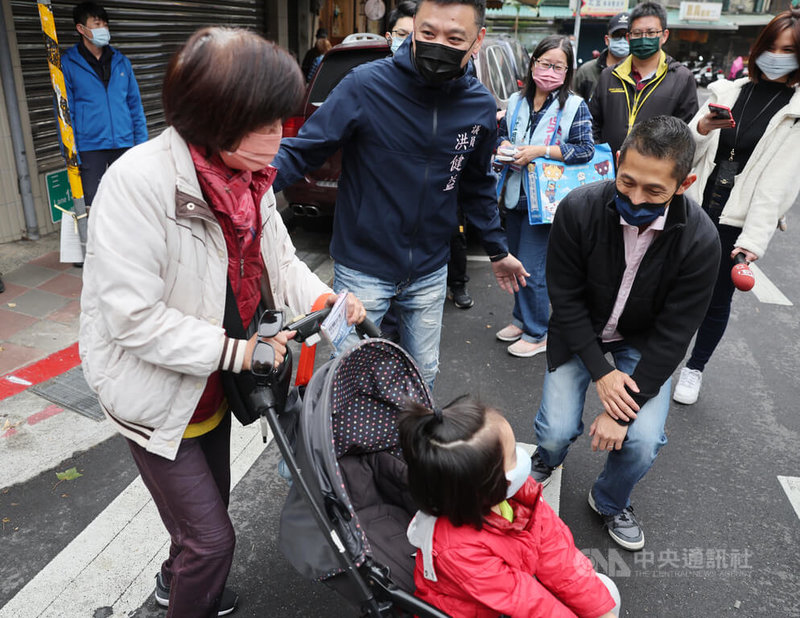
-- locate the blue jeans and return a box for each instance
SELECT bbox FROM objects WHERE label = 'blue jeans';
[504,208,549,343]
[333,262,448,390]
[534,343,670,515]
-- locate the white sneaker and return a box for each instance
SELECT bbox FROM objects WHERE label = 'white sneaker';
[673,367,703,405]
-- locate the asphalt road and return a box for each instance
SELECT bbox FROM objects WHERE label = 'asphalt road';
[2,210,798,618]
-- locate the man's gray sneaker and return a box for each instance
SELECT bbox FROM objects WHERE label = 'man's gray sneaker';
[530,449,555,488]
[155,572,239,615]
[588,490,645,551]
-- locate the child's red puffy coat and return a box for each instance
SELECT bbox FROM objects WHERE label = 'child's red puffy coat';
[410,478,615,617]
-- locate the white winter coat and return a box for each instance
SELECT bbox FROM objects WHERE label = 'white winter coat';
[79,127,330,460]
[686,77,800,258]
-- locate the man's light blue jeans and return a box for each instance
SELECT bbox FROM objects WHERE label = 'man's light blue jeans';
[333,262,448,390]
[534,342,671,515]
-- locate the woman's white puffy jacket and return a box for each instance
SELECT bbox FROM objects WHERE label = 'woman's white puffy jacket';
[686,77,800,258]
[79,127,330,460]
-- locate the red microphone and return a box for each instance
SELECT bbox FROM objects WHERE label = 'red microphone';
[731,253,755,292]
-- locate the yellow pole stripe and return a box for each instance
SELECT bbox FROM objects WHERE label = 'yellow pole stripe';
[37,1,84,201]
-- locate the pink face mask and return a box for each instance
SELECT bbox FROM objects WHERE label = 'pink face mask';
[532,65,566,93]
[220,126,282,172]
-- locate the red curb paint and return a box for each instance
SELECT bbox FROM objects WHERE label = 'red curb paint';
[0,342,81,401]
[27,404,64,426]
[1,428,18,439]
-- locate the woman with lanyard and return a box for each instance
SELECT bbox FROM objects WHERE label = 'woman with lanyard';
[673,9,800,405]
[495,35,595,358]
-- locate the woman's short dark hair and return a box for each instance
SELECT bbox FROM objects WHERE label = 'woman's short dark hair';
[748,9,800,87]
[398,396,507,530]
[163,27,304,153]
[523,35,574,109]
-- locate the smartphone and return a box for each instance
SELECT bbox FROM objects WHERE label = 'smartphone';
[708,103,734,123]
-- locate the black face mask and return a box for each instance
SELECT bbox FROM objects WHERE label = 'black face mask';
[414,39,471,84]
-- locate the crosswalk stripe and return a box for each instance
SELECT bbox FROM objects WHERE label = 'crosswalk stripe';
[749,263,792,306]
[778,476,800,522]
[0,421,269,618]
[519,442,561,515]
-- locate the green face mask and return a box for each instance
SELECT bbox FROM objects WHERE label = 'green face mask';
[629,36,660,60]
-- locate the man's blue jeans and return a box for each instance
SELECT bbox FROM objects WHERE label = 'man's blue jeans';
[333,262,448,390]
[534,343,670,515]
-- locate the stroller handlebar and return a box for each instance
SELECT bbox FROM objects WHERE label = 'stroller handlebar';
[284,307,381,343]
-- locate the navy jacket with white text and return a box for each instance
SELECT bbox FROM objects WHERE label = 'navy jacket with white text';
[273,39,507,281]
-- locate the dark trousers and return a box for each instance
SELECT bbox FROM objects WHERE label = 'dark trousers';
[447,211,469,288]
[79,148,127,205]
[127,413,235,618]
[686,215,740,372]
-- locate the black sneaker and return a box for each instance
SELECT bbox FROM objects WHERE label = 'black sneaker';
[155,572,239,615]
[588,490,645,551]
[530,449,555,487]
[450,285,474,309]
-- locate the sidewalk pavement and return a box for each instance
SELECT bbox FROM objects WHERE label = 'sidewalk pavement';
[0,235,82,379]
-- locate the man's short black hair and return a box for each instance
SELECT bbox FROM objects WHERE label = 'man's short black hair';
[619,116,695,183]
[315,28,328,39]
[388,1,418,32]
[73,2,108,26]
[629,1,668,31]
[398,396,507,530]
[419,0,486,27]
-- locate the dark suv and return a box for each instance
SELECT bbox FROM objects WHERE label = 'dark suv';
[281,34,527,220]
[281,36,390,219]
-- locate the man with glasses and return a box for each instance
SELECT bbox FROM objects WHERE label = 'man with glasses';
[588,1,697,155]
[385,1,416,54]
[574,12,630,101]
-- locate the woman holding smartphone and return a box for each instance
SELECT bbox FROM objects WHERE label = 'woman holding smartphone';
[673,9,800,405]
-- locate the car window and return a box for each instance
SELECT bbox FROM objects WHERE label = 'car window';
[307,48,390,105]
[488,46,515,103]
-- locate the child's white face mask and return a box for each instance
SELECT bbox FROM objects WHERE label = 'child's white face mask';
[505,445,531,498]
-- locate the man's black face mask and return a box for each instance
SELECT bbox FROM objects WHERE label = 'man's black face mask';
[414,39,471,84]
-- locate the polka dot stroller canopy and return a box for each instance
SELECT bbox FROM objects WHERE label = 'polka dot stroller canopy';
[278,338,432,586]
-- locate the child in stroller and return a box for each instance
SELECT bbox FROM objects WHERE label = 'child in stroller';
[400,397,621,618]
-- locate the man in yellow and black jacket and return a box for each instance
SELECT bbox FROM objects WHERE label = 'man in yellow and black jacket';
[589,1,698,155]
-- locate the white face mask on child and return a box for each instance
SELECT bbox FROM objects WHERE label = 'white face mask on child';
[505,445,532,498]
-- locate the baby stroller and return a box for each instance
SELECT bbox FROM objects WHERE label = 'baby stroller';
[249,311,448,618]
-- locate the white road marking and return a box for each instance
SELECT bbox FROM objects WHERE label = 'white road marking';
[749,263,793,306]
[0,421,270,618]
[778,476,800,522]
[466,255,490,262]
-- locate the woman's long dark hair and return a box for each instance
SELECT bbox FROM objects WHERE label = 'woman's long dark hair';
[522,34,575,109]
[748,8,800,86]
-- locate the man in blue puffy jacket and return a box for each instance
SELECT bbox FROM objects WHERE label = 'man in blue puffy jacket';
[273,0,528,389]
[62,2,147,207]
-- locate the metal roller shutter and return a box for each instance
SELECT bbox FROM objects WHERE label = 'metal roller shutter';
[10,1,266,173]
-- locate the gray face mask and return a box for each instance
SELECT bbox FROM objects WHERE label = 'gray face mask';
[608,37,629,58]
[755,51,799,81]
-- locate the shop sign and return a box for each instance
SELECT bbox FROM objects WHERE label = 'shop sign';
[679,1,723,21]
[577,0,629,17]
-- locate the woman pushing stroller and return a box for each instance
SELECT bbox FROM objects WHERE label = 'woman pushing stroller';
[401,397,620,617]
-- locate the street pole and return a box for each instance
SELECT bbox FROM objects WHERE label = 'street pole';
[573,3,582,66]
[37,0,87,258]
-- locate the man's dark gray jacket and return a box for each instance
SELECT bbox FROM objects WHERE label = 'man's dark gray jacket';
[546,180,720,408]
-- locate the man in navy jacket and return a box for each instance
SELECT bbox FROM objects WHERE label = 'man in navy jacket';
[274,0,527,388]
[62,2,147,207]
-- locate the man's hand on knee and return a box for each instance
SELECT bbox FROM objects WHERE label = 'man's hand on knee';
[589,412,628,451]
[595,369,640,422]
